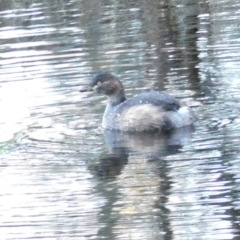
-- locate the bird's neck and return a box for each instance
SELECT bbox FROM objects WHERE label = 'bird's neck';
[102,90,126,129]
[108,89,126,107]
[104,90,126,117]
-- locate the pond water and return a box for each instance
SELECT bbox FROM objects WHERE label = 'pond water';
[1,0,240,239]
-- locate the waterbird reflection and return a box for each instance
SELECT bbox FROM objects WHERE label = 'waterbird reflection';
[90,126,194,179]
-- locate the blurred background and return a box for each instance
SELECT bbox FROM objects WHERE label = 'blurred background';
[1,0,240,239]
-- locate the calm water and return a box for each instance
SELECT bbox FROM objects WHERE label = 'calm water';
[1,0,240,239]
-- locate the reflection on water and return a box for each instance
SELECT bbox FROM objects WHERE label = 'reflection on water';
[1,0,240,239]
[104,126,194,156]
[92,127,194,179]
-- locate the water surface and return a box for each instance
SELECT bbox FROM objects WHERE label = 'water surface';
[1,0,240,239]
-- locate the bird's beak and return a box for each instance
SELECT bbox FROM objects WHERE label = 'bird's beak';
[79,85,93,92]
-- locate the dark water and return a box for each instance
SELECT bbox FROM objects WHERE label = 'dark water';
[1,0,240,239]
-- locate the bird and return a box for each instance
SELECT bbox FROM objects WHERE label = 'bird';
[80,72,194,132]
